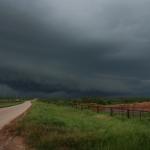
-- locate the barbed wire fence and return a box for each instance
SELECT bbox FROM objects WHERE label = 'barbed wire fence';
[72,103,150,120]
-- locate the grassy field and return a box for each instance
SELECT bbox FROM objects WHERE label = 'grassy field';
[15,101,150,150]
[0,100,23,108]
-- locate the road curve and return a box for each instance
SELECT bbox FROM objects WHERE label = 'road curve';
[0,101,32,130]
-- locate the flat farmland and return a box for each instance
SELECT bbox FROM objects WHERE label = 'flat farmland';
[0,100,24,108]
[108,102,150,111]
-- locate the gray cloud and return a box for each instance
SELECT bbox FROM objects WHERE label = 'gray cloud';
[0,0,150,97]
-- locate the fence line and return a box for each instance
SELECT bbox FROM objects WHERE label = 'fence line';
[72,103,150,120]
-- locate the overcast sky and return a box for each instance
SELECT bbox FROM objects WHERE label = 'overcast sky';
[0,0,150,97]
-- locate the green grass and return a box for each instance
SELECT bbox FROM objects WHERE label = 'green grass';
[0,101,23,108]
[15,101,150,150]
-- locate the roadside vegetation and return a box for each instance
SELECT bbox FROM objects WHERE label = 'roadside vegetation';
[14,100,150,150]
[0,99,24,108]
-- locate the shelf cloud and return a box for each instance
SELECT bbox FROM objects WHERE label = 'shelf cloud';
[0,0,150,97]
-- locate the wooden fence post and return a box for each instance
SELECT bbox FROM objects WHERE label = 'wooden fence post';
[96,106,99,113]
[140,111,142,120]
[127,109,130,119]
[110,108,113,116]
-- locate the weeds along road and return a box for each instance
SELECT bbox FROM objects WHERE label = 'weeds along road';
[0,101,32,130]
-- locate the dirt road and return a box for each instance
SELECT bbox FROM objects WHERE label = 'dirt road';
[0,101,31,150]
[0,101,32,130]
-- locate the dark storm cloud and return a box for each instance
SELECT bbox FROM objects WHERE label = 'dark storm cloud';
[1,0,150,97]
